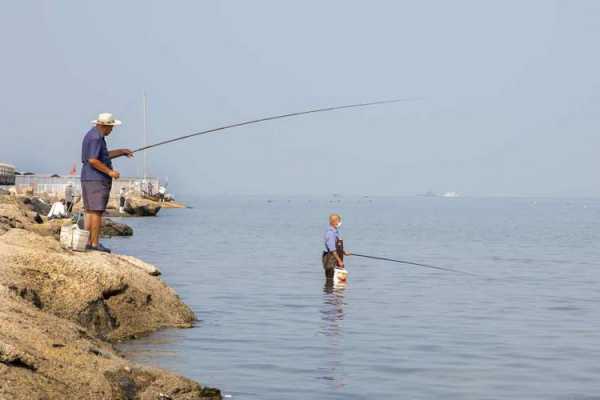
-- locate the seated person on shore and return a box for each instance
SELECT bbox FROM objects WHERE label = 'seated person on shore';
[48,199,67,220]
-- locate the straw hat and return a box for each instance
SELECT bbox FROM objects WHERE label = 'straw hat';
[91,113,122,126]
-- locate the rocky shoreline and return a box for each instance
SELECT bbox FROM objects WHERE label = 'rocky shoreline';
[0,196,221,399]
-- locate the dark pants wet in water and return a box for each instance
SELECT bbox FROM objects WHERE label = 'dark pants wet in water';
[322,251,337,280]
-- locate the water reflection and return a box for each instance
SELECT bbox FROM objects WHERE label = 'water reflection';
[321,281,346,332]
[318,281,347,390]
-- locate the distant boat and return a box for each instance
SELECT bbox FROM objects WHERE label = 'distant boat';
[442,192,460,198]
[418,190,438,197]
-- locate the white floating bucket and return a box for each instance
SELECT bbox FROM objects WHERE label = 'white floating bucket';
[333,268,348,284]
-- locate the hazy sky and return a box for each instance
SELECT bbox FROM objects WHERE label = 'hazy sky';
[1,1,599,196]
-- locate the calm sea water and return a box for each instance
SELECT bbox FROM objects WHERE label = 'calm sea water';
[112,196,600,400]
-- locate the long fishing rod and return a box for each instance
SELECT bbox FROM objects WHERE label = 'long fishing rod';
[125,98,420,155]
[351,253,479,277]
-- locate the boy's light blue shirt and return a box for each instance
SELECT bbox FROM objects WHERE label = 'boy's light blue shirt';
[324,226,341,252]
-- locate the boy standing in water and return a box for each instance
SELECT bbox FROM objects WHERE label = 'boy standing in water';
[322,213,352,281]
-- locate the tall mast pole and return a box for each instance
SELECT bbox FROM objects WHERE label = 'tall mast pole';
[142,93,148,180]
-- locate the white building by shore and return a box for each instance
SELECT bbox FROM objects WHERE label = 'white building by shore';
[0,163,16,186]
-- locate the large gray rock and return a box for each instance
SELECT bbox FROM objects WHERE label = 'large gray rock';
[0,294,222,400]
[124,198,161,217]
[19,196,51,216]
[0,227,221,400]
[101,218,133,237]
[0,229,196,341]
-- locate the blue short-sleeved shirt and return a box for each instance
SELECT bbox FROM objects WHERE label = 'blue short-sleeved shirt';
[324,226,341,252]
[81,127,112,182]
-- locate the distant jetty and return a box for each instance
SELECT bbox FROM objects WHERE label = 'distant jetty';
[12,174,185,217]
[14,174,160,198]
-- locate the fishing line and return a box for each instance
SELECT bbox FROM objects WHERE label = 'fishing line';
[351,253,480,277]
[124,98,421,155]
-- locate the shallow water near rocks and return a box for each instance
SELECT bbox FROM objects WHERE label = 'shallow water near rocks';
[112,196,600,399]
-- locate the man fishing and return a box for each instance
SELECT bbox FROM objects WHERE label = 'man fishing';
[81,113,133,253]
[322,213,352,280]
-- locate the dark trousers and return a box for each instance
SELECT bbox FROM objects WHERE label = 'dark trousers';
[324,268,335,280]
[322,252,337,280]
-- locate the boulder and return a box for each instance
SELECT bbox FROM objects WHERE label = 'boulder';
[0,292,221,400]
[19,196,51,216]
[114,255,161,276]
[0,228,196,341]
[102,218,134,237]
[0,201,43,235]
[124,197,161,217]
[0,197,222,400]
[0,228,221,400]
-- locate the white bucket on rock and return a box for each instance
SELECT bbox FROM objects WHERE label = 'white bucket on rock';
[71,226,90,251]
[59,224,73,249]
[60,224,89,252]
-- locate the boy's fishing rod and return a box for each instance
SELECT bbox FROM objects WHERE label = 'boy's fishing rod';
[351,253,479,277]
[126,98,420,155]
